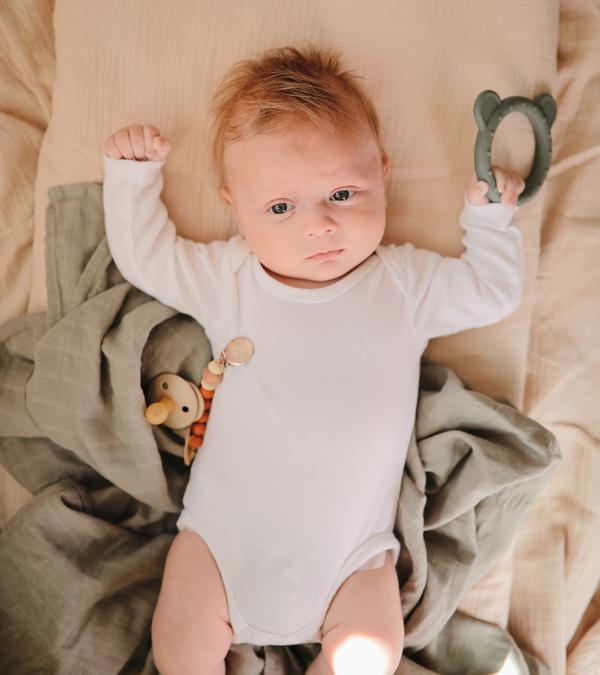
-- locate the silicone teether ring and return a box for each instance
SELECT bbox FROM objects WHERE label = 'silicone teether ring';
[473,90,557,206]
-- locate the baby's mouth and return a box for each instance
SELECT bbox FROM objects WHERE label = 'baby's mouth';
[306,249,344,261]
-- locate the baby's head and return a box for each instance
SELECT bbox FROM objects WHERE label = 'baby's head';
[212,46,390,289]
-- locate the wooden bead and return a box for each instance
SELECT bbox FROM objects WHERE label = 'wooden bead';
[191,422,206,436]
[199,411,210,423]
[188,435,203,450]
[201,369,223,389]
[208,360,225,375]
[200,387,214,399]
[203,397,212,410]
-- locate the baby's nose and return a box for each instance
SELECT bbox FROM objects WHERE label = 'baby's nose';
[303,212,338,238]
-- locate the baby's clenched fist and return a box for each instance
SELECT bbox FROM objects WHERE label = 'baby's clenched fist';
[104,124,172,162]
[466,165,525,208]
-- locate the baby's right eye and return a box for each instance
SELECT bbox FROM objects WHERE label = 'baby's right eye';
[270,202,293,215]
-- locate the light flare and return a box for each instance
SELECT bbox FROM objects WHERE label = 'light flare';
[331,633,392,675]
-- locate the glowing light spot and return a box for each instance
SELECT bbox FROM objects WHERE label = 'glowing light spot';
[331,634,390,675]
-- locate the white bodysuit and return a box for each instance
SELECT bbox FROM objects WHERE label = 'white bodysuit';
[102,156,524,646]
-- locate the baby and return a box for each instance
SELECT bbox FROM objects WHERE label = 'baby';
[102,46,525,675]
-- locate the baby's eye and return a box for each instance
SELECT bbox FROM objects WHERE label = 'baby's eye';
[270,202,294,215]
[330,189,354,202]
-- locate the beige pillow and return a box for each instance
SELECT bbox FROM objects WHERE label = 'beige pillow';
[30,0,557,406]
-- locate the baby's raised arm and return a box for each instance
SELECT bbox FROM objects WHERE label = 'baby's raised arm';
[102,124,236,330]
[379,165,526,343]
[104,124,172,162]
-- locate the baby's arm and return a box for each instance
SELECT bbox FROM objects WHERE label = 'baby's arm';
[102,124,231,326]
[409,196,524,341]
[380,167,526,342]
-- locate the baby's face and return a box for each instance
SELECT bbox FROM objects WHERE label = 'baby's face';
[220,122,389,289]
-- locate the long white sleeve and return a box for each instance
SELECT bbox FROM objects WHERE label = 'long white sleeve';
[378,193,525,342]
[102,156,242,329]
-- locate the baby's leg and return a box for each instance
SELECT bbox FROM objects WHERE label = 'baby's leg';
[151,529,233,675]
[307,551,404,675]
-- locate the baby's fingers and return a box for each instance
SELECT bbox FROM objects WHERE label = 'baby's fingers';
[104,125,169,161]
[148,135,172,161]
[143,124,161,158]
[128,125,147,160]
[501,176,521,207]
[466,175,490,205]
[114,128,135,160]
[104,134,122,159]
[514,175,526,195]
[492,166,525,206]
[492,166,508,194]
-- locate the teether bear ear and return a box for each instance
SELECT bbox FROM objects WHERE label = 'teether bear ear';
[473,90,502,131]
[534,93,557,128]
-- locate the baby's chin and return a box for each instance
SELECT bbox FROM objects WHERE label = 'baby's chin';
[263,254,372,289]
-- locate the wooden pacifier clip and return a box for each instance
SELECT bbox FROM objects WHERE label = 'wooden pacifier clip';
[144,337,254,466]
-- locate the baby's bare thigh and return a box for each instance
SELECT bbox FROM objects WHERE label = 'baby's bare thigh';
[151,529,233,674]
[320,551,404,673]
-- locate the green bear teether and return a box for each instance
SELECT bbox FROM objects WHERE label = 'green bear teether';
[473,89,557,206]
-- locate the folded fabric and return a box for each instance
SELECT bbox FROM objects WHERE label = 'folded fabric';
[0,183,560,674]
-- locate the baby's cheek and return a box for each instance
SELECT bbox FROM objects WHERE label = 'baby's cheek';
[354,208,385,240]
[257,230,296,265]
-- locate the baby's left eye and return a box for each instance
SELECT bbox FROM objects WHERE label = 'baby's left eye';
[330,189,354,202]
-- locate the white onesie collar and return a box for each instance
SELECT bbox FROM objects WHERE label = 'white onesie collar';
[252,252,379,303]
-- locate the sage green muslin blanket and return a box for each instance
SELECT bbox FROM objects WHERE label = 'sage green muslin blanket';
[0,183,560,674]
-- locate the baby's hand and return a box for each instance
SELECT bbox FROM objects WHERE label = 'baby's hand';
[466,165,525,208]
[104,124,172,162]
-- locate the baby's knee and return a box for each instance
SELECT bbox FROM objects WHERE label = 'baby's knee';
[323,623,404,675]
[320,574,404,674]
[320,554,404,674]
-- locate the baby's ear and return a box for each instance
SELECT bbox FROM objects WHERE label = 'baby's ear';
[220,186,242,231]
[220,186,236,219]
[382,152,390,180]
[220,186,233,206]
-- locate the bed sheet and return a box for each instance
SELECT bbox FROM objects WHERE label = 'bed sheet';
[0,0,55,528]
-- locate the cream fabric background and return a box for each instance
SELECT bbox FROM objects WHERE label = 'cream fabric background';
[0,0,54,324]
[1,1,598,673]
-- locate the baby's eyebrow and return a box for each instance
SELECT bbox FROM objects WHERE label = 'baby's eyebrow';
[322,163,372,178]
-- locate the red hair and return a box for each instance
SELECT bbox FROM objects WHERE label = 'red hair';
[211,45,386,188]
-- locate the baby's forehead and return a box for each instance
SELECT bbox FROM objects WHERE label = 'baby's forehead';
[223,124,381,181]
